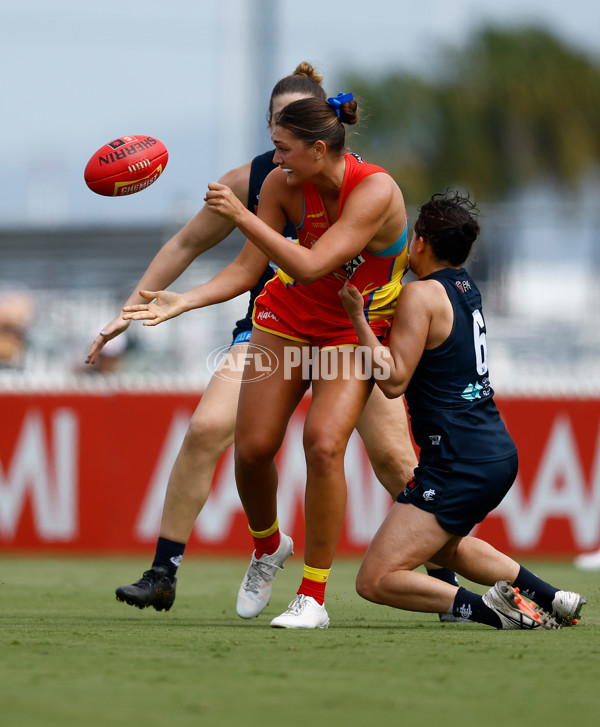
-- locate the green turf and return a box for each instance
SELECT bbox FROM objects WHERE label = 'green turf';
[0,556,598,727]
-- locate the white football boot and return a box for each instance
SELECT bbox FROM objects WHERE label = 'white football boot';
[482,581,560,630]
[550,590,586,626]
[270,594,330,629]
[236,533,294,619]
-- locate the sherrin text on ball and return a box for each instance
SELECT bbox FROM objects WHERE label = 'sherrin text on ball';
[84,135,168,196]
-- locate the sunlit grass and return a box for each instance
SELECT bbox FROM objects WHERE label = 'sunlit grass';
[0,556,598,727]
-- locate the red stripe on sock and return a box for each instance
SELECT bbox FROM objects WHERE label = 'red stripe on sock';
[253,529,280,559]
[298,577,326,605]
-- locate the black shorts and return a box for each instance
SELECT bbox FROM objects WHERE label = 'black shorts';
[396,453,518,537]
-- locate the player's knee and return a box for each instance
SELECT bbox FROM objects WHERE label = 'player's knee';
[355,564,382,604]
[303,431,345,471]
[185,413,234,453]
[356,555,385,603]
[234,436,278,472]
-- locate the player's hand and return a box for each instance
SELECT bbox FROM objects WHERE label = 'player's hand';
[204,182,245,224]
[85,316,130,365]
[338,280,364,318]
[122,289,188,326]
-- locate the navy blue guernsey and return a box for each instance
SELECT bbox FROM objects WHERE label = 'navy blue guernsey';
[404,268,517,463]
[231,150,297,338]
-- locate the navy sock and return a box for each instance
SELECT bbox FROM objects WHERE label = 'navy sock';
[426,567,459,587]
[452,587,502,629]
[152,537,186,580]
[512,565,558,611]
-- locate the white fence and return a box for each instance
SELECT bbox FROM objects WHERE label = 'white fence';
[1,197,600,394]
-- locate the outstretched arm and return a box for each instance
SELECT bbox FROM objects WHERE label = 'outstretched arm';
[86,162,251,362]
[121,240,270,326]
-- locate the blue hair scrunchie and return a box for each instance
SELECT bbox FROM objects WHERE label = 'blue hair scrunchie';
[327,92,354,119]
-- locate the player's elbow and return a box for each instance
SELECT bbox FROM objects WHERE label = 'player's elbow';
[296,263,331,285]
[378,380,406,399]
[297,272,319,285]
[374,357,408,399]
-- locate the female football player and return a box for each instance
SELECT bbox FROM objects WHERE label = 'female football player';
[122,93,418,628]
[89,66,453,619]
[339,190,586,629]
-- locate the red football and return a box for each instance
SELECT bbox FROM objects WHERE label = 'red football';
[84,135,168,196]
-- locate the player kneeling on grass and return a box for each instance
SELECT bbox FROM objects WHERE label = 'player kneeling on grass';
[339,191,586,630]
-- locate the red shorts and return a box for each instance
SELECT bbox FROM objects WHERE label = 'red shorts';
[252,278,391,349]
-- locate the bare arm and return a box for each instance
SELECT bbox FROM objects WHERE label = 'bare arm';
[121,240,270,326]
[85,162,251,362]
[205,170,401,285]
[339,279,437,398]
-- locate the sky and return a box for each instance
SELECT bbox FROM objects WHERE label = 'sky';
[1,0,598,228]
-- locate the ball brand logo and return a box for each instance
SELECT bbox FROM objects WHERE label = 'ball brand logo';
[108,136,136,150]
[85,134,167,197]
[207,344,279,382]
[99,136,158,165]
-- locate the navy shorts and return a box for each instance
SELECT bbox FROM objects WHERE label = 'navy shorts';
[396,453,519,537]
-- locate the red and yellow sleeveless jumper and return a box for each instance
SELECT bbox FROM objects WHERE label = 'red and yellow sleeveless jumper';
[253,153,408,348]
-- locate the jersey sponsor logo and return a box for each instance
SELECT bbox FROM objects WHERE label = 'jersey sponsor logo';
[306,211,327,228]
[461,382,484,401]
[429,435,442,446]
[343,254,365,279]
[455,279,472,293]
[423,488,436,501]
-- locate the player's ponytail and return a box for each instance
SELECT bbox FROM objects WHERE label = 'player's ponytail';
[327,93,358,126]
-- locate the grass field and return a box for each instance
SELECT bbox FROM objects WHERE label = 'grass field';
[1,555,598,727]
